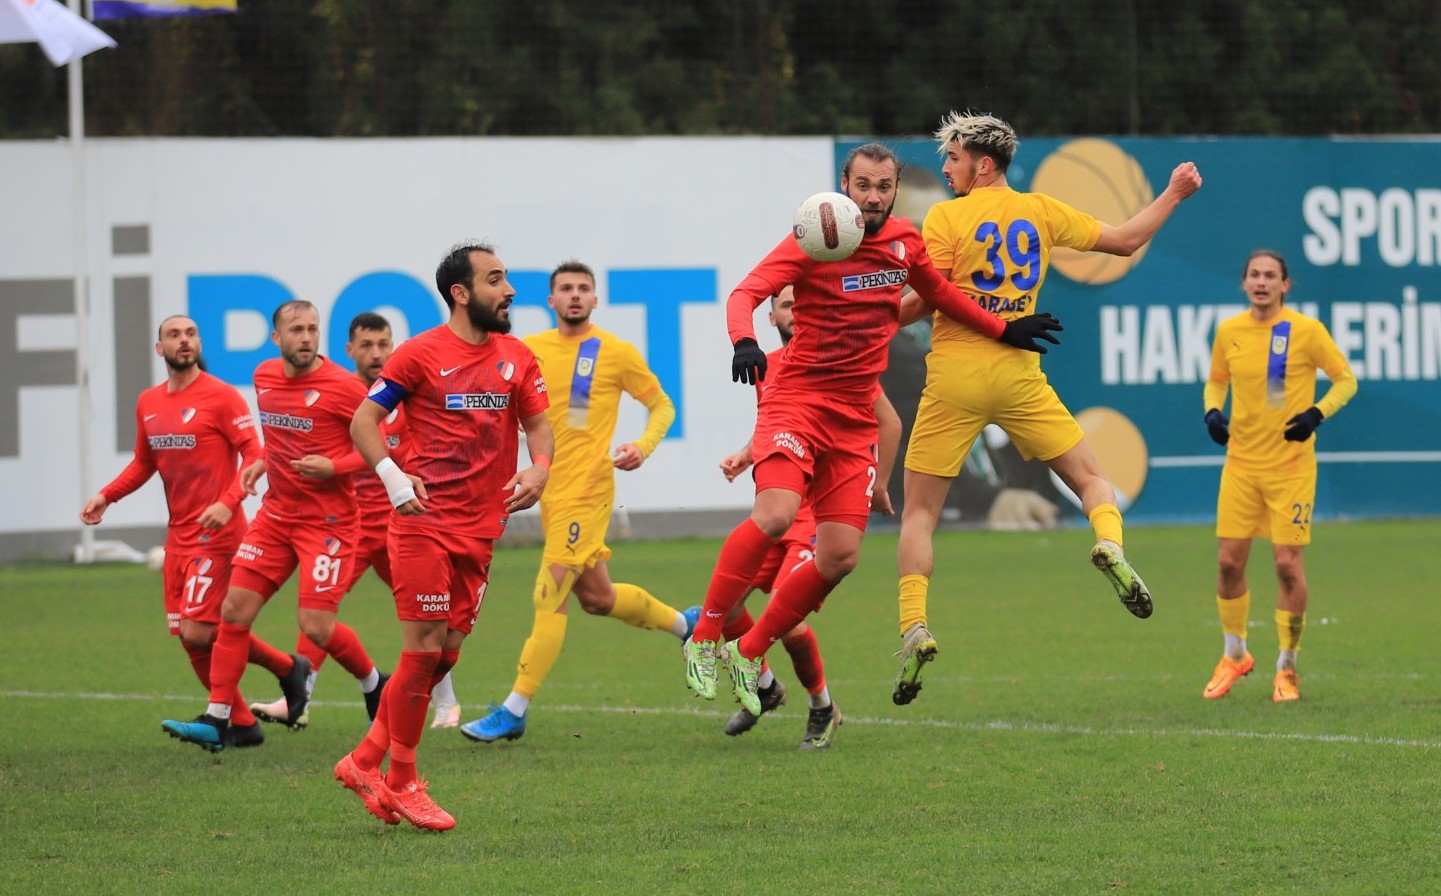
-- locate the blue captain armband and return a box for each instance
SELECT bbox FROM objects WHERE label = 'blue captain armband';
[365,377,408,411]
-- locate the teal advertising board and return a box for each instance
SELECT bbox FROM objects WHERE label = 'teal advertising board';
[838,137,1441,523]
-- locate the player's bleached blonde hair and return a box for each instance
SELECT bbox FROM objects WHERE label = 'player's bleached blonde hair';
[934,111,1018,171]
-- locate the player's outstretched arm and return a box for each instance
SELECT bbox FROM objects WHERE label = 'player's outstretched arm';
[1092,161,1202,256]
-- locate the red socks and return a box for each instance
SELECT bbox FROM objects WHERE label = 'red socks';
[781,627,825,695]
[382,650,439,789]
[738,560,836,659]
[691,519,776,643]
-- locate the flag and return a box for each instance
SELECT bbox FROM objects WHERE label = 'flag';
[0,0,116,66]
[93,0,236,19]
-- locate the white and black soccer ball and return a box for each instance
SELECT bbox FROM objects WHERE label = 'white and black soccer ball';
[146,546,166,573]
[792,191,865,262]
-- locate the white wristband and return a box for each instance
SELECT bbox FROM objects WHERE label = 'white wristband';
[374,456,416,508]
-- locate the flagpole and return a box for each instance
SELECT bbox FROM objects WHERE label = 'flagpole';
[69,0,94,563]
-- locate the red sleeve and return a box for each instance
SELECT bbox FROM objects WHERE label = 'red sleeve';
[218,386,262,511]
[329,371,370,475]
[100,403,157,504]
[726,236,808,345]
[907,240,1006,340]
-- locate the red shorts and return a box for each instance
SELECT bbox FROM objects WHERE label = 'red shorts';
[229,511,359,612]
[751,509,817,593]
[162,540,239,635]
[388,527,495,635]
[344,524,393,591]
[752,392,879,529]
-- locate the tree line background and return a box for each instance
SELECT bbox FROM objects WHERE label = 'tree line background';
[2,0,1438,139]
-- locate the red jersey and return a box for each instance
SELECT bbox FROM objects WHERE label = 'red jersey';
[366,325,549,538]
[253,356,368,525]
[101,372,261,551]
[354,401,409,539]
[726,216,1005,404]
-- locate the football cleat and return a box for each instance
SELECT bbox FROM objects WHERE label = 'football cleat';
[800,703,842,750]
[681,605,702,641]
[161,714,227,753]
[224,721,265,748]
[725,640,763,717]
[1272,668,1301,703]
[684,638,720,700]
[271,653,313,730]
[430,702,461,729]
[334,753,400,824]
[378,778,455,832]
[893,622,939,706]
[1090,540,1154,619]
[364,671,390,722]
[250,696,310,730]
[459,703,526,743]
[1203,652,1255,699]
[724,677,788,736]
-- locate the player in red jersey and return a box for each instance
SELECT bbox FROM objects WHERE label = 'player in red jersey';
[81,316,300,748]
[162,301,386,751]
[714,286,903,747]
[335,241,552,831]
[248,311,462,729]
[683,142,1064,721]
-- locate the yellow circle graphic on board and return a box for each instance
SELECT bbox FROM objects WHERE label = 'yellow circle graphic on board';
[1030,139,1153,286]
[1049,407,1150,512]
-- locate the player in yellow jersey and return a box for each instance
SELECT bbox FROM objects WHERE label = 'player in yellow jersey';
[460,260,699,743]
[892,111,1203,705]
[1201,250,1356,703]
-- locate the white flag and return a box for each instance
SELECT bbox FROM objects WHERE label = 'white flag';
[0,0,117,66]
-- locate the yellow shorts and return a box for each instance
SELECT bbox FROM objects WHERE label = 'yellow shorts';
[904,350,1084,477]
[540,498,614,570]
[1215,463,1315,545]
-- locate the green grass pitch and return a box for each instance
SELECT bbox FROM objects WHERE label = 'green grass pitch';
[2,520,1438,895]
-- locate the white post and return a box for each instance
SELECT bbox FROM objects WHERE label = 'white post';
[69,0,93,563]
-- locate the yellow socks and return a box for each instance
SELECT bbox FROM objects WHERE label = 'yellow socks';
[1279,607,1302,662]
[1087,503,1123,548]
[1218,592,1250,660]
[898,574,929,636]
[514,611,568,698]
[609,583,680,631]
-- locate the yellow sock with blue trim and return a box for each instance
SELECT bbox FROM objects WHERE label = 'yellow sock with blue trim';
[898,574,929,636]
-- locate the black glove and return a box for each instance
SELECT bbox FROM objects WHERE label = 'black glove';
[1284,406,1324,442]
[999,313,1063,354]
[731,337,767,385]
[1204,408,1230,445]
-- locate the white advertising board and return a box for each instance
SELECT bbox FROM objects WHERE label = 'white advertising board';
[0,137,836,559]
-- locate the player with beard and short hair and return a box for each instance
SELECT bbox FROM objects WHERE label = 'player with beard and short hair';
[82,316,299,749]
[161,301,387,751]
[713,285,903,747]
[459,259,695,745]
[335,241,552,831]
[683,142,1065,729]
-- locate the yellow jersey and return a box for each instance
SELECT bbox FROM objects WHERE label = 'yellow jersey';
[1205,307,1357,474]
[523,325,675,504]
[922,185,1101,364]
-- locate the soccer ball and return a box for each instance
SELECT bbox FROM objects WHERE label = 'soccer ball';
[146,546,166,572]
[792,191,865,262]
